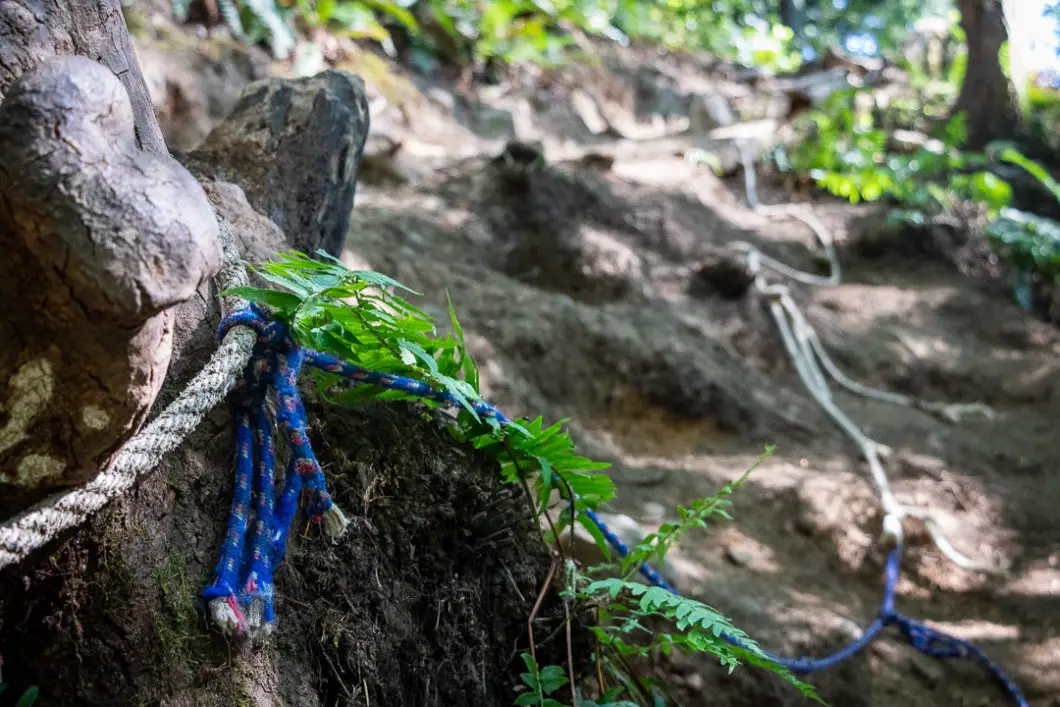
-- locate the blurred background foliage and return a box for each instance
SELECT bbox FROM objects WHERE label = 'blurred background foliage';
[170,0,1059,303]
[174,0,971,70]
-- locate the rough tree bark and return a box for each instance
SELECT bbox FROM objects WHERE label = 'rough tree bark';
[954,0,1021,150]
[0,0,168,154]
[0,2,573,704]
[0,55,221,511]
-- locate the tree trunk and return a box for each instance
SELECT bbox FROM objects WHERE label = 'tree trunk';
[779,0,805,43]
[0,2,571,704]
[0,0,167,154]
[953,0,1020,149]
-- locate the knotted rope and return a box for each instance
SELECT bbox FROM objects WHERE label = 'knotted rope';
[201,301,512,636]
[0,162,1028,704]
[671,142,1023,702]
[597,521,1027,705]
[0,216,256,571]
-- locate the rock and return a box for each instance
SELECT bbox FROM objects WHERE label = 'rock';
[0,0,167,154]
[180,69,370,257]
[0,23,581,705]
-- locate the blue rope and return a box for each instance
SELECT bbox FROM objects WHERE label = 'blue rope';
[203,305,1028,706]
[589,477,1026,704]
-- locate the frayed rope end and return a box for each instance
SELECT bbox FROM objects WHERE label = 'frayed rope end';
[245,596,277,639]
[208,595,247,636]
[322,504,349,542]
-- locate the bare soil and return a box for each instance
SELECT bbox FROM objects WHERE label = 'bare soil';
[322,43,1060,706]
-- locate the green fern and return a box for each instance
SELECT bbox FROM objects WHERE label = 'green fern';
[619,448,768,577]
[223,250,617,538]
[586,579,822,703]
[230,251,820,706]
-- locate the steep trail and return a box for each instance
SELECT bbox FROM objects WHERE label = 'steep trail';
[341,90,1060,707]
[134,28,1060,705]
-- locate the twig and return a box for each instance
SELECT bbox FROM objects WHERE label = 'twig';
[594,613,606,696]
[565,592,579,706]
[527,557,561,665]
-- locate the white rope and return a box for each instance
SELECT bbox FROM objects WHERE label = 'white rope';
[734,141,1007,574]
[0,215,256,571]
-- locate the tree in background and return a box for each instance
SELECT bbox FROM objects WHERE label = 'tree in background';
[954,0,1020,149]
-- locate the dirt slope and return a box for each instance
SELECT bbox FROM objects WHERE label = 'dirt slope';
[134,23,1060,707]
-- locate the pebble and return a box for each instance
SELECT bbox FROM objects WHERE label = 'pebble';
[725,547,754,567]
[640,501,667,521]
[910,654,944,687]
[794,511,819,537]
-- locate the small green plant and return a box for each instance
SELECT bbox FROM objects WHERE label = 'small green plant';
[226,253,821,705]
[226,251,616,547]
[779,84,1060,296]
[516,654,570,707]
[778,89,974,206]
[981,144,1060,288]
[569,452,822,705]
